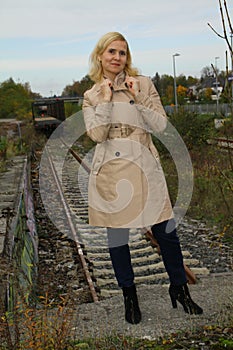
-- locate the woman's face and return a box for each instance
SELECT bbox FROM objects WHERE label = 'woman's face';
[99,40,127,81]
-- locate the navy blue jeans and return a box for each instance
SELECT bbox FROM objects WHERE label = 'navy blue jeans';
[107,227,134,288]
[151,219,187,286]
[107,219,187,288]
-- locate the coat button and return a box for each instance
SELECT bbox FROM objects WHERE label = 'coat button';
[129,100,135,104]
[115,151,120,157]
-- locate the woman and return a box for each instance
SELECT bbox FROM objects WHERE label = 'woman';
[82,32,203,324]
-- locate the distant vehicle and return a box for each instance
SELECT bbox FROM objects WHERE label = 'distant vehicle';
[31,98,66,132]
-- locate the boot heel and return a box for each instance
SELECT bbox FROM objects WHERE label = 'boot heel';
[169,283,203,315]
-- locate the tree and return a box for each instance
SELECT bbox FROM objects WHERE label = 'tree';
[202,87,214,102]
[177,85,188,104]
[0,78,34,119]
[152,73,174,104]
[187,76,199,86]
[208,0,233,60]
[176,74,188,88]
[152,73,200,105]
[164,85,174,105]
[151,72,161,95]
[208,0,233,111]
[201,66,214,79]
[62,75,94,97]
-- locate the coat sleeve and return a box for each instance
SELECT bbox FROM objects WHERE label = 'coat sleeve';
[82,90,112,143]
[134,77,167,133]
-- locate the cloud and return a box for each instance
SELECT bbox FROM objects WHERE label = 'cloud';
[0,0,223,39]
[1,55,88,71]
[0,0,230,96]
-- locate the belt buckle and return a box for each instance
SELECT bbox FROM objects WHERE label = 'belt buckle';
[121,126,127,137]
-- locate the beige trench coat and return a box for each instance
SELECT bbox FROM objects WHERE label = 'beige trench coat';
[82,73,173,228]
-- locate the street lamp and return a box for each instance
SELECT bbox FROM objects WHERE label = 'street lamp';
[173,53,180,112]
[215,56,220,114]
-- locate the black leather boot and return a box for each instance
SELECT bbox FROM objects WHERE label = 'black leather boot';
[169,283,203,315]
[122,285,141,324]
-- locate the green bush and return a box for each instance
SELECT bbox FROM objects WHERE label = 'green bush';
[0,137,7,160]
[168,109,215,150]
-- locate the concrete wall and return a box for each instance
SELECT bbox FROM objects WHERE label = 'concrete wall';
[0,157,38,311]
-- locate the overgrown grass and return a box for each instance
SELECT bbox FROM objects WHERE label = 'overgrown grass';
[0,136,26,172]
[0,122,46,172]
[162,145,233,245]
[68,325,233,349]
[0,292,75,350]
[0,287,232,350]
[160,112,233,247]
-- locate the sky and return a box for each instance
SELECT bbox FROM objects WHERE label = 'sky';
[1,0,232,97]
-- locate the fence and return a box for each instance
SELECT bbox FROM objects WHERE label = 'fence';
[164,103,233,116]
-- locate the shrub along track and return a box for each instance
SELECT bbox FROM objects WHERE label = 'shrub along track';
[31,136,232,306]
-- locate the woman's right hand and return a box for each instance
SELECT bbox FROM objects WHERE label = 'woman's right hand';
[100,78,113,102]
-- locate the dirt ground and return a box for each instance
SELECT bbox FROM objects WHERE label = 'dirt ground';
[71,273,233,340]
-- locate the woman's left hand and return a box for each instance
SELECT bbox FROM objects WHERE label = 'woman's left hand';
[125,76,140,97]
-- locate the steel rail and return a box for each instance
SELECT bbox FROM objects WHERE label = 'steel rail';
[68,147,91,174]
[44,145,99,302]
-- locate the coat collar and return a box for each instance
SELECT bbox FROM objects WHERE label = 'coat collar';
[96,71,128,92]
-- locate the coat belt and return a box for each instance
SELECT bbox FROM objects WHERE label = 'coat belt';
[108,124,135,138]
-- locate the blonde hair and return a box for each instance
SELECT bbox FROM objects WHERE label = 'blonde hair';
[88,32,139,82]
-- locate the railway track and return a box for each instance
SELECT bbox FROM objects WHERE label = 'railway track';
[208,137,233,149]
[64,154,196,296]
[31,147,95,304]
[31,134,233,305]
[36,137,210,300]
